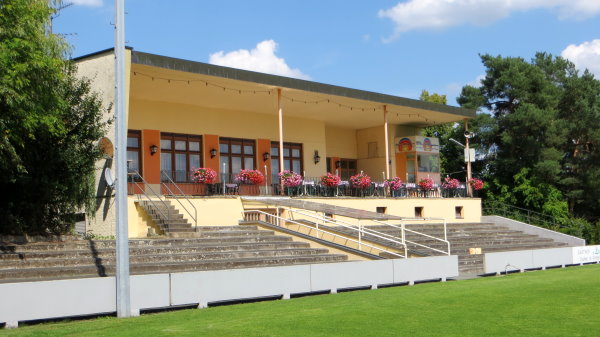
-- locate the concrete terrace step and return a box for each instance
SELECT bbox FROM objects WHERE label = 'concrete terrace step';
[0,254,348,283]
[0,241,313,261]
[0,248,333,270]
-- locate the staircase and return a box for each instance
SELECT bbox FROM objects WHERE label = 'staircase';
[0,226,347,283]
[328,222,569,275]
[137,200,194,235]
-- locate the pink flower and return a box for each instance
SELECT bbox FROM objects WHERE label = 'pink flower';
[320,173,341,187]
[235,169,265,185]
[469,178,484,190]
[418,178,434,190]
[191,168,217,184]
[384,177,403,190]
[442,177,461,189]
[279,170,303,187]
[350,173,371,189]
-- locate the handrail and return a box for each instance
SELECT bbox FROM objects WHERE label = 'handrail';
[244,210,406,258]
[483,200,566,231]
[287,207,449,256]
[128,171,171,226]
[370,219,451,256]
[160,171,198,228]
[285,208,409,256]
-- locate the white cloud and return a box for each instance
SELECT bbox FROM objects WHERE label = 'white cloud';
[561,39,600,78]
[379,0,600,40]
[209,40,310,80]
[71,0,103,7]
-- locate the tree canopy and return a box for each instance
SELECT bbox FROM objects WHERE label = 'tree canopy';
[457,53,600,241]
[0,0,108,235]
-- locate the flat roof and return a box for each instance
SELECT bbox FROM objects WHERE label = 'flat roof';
[74,48,475,128]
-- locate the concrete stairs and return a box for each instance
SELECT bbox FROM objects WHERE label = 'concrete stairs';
[0,226,347,283]
[137,200,194,235]
[328,222,569,275]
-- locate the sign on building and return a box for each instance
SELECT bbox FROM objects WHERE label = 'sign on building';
[395,136,439,153]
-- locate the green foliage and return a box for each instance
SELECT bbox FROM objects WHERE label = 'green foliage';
[0,0,108,235]
[457,52,600,242]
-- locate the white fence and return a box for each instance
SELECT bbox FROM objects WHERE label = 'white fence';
[0,255,458,328]
[484,245,600,274]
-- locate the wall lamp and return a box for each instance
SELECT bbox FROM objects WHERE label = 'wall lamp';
[210,148,217,158]
[263,152,270,161]
[313,150,321,164]
[149,145,158,156]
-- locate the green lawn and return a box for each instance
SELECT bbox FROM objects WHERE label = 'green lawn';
[3,264,599,337]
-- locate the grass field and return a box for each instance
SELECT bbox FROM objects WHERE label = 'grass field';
[2,264,599,337]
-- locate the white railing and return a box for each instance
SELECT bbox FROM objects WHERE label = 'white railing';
[243,210,406,258]
[280,208,450,257]
[371,219,450,256]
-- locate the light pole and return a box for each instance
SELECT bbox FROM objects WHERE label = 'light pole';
[449,132,474,198]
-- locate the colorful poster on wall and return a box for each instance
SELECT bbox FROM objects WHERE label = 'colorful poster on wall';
[395,136,439,153]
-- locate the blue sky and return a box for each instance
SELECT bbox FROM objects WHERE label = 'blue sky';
[57,0,600,106]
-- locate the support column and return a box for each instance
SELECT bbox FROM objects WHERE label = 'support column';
[278,88,284,195]
[383,105,390,179]
[465,119,472,197]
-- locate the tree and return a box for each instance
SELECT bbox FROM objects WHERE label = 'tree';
[458,53,600,241]
[0,0,108,234]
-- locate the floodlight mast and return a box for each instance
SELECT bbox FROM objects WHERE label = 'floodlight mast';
[114,0,132,318]
[449,121,474,198]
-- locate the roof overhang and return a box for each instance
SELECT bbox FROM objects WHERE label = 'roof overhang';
[77,48,475,129]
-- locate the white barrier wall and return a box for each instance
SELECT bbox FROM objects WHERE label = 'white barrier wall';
[484,245,600,274]
[0,256,458,328]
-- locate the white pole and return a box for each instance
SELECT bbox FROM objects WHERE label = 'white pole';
[384,105,390,179]
[278,88,284,195]
[465,119,472,197]
[114,0,131,318]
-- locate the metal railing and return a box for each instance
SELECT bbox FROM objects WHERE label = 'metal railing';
[483,200,567,231]
[288,208,450,256]
[128,170,171,225]
[243,209,406,258]
[160,171,198,228]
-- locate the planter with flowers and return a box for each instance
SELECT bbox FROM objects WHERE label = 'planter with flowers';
[320,173,341,196]
[191,167,217,195]
[384,177,403,197]
[235,169,265,195]
[350,172,372,196]
[279,170,303,196]
[442,176,462,198]
[418,178,434,197]
[469,178,485,197]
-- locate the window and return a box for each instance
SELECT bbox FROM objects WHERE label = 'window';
[220,138,256,180]
[271,142,303,179]
[337,159,357,180]
[415,206,424,218]
[455,206,464,219]
[417,154,440,173]
[160,133,202,182]
[127,130,142,181]
[376,207,387,214]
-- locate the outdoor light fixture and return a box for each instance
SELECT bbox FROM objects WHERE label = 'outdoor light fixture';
[263,152,270,161]
[149,145,158,155]
[313,150,321,164]
[210,148,217,158]
[335,160,341,168]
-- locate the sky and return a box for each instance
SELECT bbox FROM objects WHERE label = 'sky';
[56,0,600,106]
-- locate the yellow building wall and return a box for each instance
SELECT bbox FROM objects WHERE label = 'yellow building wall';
[128,99,328,177]
[356,125,391,179]
[325,126,357,159]
[294,198,482,224]
[75,49,132,237]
